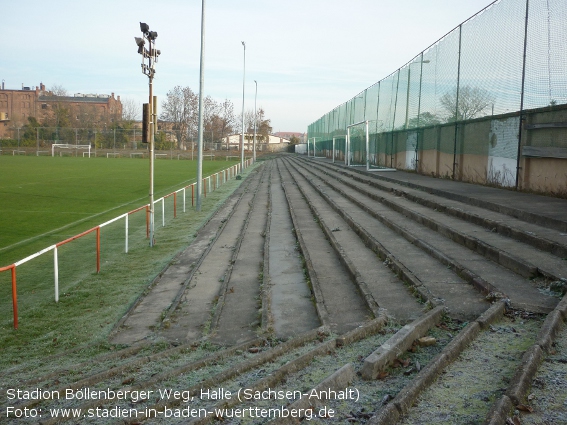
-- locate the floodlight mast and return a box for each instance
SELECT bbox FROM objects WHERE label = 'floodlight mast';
[240,41,246,172]
[196,0,206,212]
[253,80,257,163]
[136,22,160,247]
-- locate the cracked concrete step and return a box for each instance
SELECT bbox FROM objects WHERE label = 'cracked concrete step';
[266,161,320,339]
[305,158,567,259]
[302,159,567,281]
[277,159,372,335]
[110,168,259,345]
[286,157,489,321]
[324,158,567,233]
[19,329,327,425]
[281,158,425,324]
[290,157,557,314]
[159,165,265,343]
[210,162,271,345]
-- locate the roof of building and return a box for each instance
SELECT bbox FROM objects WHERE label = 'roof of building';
[273,131,304,138]
[38,95,112,103]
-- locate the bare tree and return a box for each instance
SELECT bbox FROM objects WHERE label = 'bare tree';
[216,99,237,141]
[160,86,198,149]
[440,86,494,122]
[203,96,220,146]
[49,84,69,97]
[120,98,141,124]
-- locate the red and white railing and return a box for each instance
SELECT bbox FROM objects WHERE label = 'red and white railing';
[2,160,251,329]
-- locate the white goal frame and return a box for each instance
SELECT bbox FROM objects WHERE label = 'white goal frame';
[52,143,91,157]
[346,121,395,172]
[307,137,324,158]
[332,135,346,163]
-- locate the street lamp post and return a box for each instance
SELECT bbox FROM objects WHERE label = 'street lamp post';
[240,41,246,172]
[253,80,257,163]
[135,22,160,247]
[196,0,206,212]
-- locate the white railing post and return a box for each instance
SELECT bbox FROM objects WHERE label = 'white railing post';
[125,214,129,253]
[54,247,59,302]
[162,198,165,227]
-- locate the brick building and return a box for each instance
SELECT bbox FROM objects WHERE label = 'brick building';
[0,82,122,138]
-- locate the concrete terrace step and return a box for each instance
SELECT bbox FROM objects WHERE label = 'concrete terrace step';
[210,162,271,345]
[307,157,567,245]
[280,158,425,324]
[277,159,372,334]
[159,165,266,344]
[290,157,559,314]
[302,157,567,279]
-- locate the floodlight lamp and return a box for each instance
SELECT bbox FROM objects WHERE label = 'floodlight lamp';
[135,37,144,47]
[140,22,150,33]
[148,31,158,40]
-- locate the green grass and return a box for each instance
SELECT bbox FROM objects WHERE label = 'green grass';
[0,155,239,265]
[0,158,258,371]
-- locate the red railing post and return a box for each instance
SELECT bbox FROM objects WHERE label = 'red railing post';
[146,205,150,239]
[174,192,177,218]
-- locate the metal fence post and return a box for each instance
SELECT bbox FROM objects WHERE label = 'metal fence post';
[452,24,463,180]
[516,0,530,190]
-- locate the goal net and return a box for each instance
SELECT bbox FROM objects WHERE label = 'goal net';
[52,143,92,157]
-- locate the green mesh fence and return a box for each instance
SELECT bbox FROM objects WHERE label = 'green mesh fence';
[308,0,567,158]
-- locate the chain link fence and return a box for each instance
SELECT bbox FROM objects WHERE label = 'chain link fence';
[0,128,235,158]
[308,0,567,192]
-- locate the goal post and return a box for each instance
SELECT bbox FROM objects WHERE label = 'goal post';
[52,143,92,157]
[307,137,324,158]
[346,121,368,167]
[332,135,346,163]
[346,121,395,171]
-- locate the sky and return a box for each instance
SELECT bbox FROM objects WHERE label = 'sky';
[3,0,497,133]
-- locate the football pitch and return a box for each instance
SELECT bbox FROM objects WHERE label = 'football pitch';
[0,155,237,266]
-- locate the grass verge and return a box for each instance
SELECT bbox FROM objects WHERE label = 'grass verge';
[0,164,257,373]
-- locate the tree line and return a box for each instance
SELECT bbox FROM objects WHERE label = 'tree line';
[159,85,272,149]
